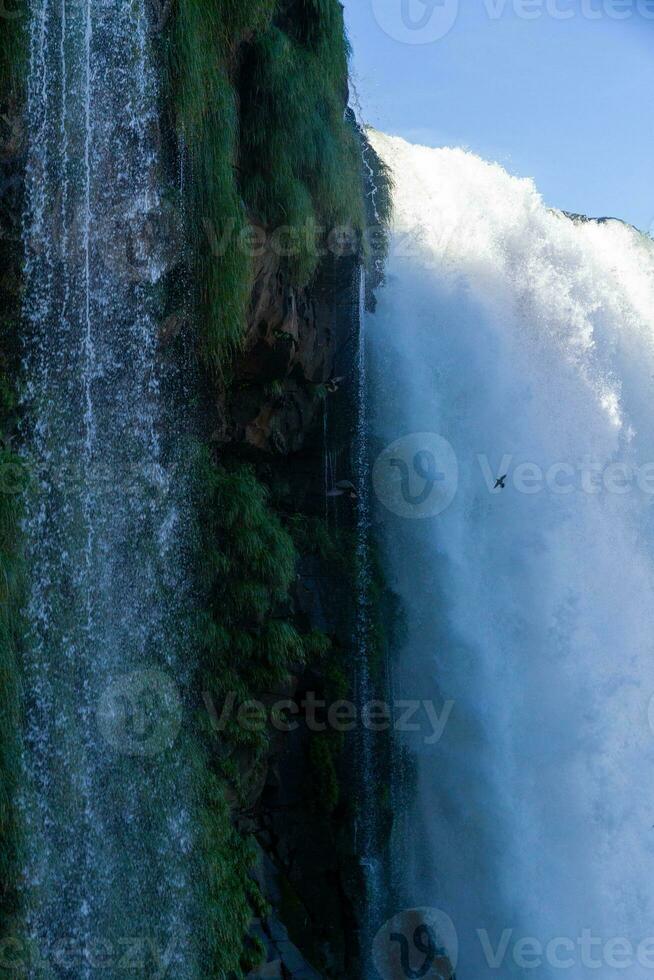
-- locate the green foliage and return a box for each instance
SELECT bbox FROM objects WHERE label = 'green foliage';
[238,6,366,283]
[0,460,23,928]
[195,765,265,979]
[198,458,313,725]
[162,5,394,971]
[287,513,348,563]
[308,733,340,815]
[164,1,259,367]
[166,0,371,369]
[0,12,25,106]
[193,456,331,976]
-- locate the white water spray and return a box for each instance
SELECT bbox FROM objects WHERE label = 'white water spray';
[21,2,196,974]
[370,131,654,979]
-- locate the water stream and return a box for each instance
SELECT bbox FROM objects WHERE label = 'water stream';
[20,2,196,974]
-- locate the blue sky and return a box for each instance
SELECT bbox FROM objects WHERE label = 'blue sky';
[343,0,654,230]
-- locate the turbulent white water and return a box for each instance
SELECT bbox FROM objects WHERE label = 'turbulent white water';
[369,131,654,979]
[21,2,196,975]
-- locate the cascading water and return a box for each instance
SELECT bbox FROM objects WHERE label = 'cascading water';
[20,2,196,974]
[354,266,384,971]
[369,131,654,979]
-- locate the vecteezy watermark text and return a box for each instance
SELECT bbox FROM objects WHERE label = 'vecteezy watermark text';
[478,928,654,971]
[477,453,654,496]
[204,691,454,746]
[372,433,654,520]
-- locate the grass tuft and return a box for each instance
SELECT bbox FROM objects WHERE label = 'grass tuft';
[192,455,330,976]
[165,0,374,370]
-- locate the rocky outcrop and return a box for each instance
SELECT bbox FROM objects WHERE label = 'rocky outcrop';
[217,248,359,458]
[213,243,366,978]
[248,847,322,980]
[249,916,321,980]
[0,102,24,291]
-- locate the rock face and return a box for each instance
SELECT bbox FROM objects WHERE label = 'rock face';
[219,248,359,457]
[249,847,323,980]
[0,103,24,297]
[1,70,368,976]
[216,246,366,978]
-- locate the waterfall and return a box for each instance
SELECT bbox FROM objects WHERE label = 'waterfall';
[354,266,386,974]
[355,267,372,828]
[20,2,196,974]
[369,131,654,979]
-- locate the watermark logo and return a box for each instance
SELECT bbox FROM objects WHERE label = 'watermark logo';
[0,455,28,495]
[373,908,458,980]
[373,433,458,519]
[371,0,460,43]
[97,669,182,757]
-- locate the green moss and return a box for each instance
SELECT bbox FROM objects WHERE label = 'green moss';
[0,459,24,925]
[238,8,366,283]
[0,12,25,106]
[164,2,250,368]
[165,0,373,370]
[192,473,399,972]
[193,455,332,975]
[308,733,340,815]
[194,765,264,979]
[198,458,319,723]
[162,5,394,970]
[0,13,25,942]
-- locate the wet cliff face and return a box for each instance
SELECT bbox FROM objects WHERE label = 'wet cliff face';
[0,52,25,945]
[218,246,359,458]
[0,102,368,980]
[216,245,366,978]
[1,5,389,971]
[0,93,24,389]
[219,241,398,979]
